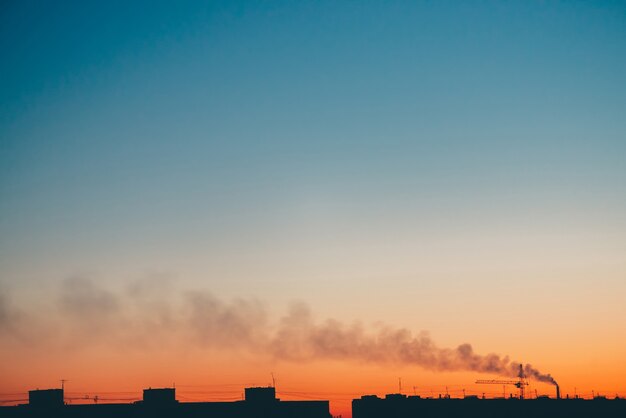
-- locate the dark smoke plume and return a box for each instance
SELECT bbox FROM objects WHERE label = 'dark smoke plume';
[268,303,557,384]
[523,364,558,386]
[0,278,558,384]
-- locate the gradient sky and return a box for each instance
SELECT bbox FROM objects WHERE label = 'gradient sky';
[1,1,626,416]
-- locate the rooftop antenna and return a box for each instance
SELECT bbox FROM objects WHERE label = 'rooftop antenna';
[271,372,276,389]
[398,378,402,394]
[413,386,417,396]
[60,379,67,404]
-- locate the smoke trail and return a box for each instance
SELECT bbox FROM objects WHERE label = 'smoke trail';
[523,364,558,385]
[0,278,558,384]
[185,291,267,347]
[0,289,15,333]
[268,303,557,384]
[0,285,29,342]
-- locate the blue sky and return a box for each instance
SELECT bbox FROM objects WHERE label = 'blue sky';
[1,0,625,328]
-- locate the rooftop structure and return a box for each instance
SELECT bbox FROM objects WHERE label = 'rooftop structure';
[142,388,177,406]
[28,389,64,408]
[245,386,278,403]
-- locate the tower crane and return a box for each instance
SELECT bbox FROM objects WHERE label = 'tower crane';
[475,364,529,399]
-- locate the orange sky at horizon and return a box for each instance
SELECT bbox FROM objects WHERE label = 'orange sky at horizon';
[2,342,625,417]
[2,275,626,418]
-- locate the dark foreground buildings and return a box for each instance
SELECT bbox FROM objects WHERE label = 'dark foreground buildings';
[352,393,626,418]
[3,387,626,417]
[0,387,331,418]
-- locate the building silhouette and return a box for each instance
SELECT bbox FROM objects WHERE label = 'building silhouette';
[352,393,626,418]
[3,385,626,417]
[27,389,64,409]
[2,386,331,418]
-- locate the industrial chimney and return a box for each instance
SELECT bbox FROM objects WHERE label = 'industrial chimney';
[556,385,561,400]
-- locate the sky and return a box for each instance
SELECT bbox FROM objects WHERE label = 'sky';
[1,1,626,416]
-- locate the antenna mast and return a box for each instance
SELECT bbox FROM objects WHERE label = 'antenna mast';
[60,379,68,405]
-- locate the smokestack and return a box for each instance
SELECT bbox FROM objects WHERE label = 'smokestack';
[556,385,560,400]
